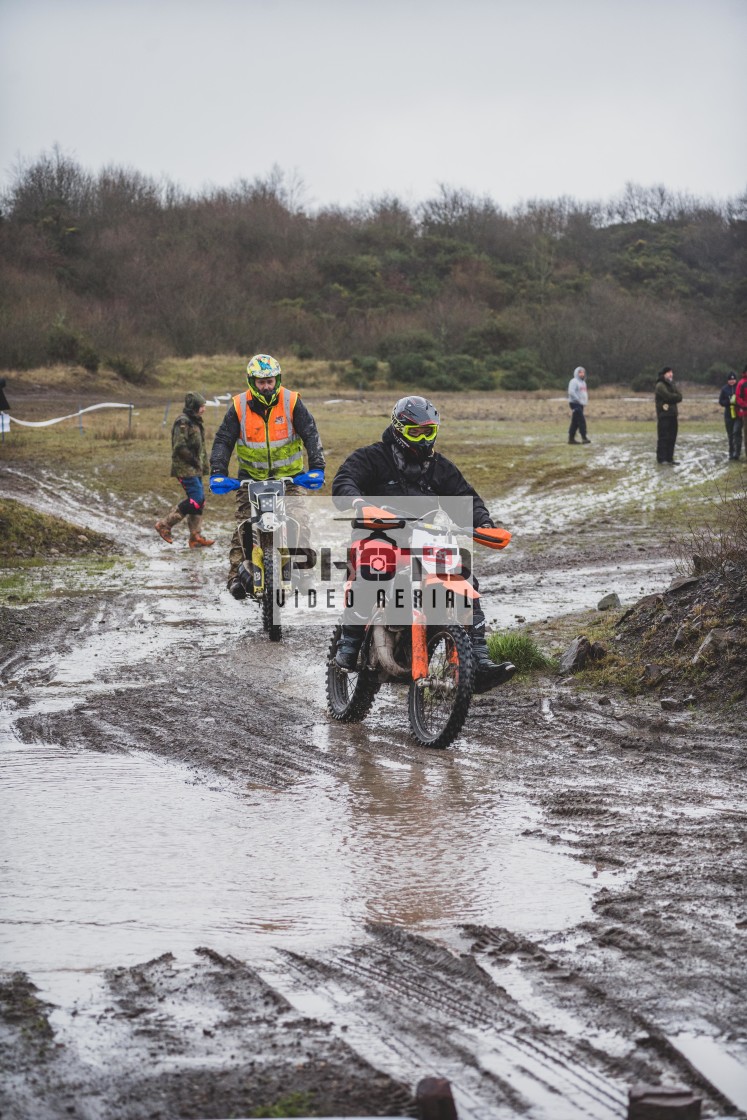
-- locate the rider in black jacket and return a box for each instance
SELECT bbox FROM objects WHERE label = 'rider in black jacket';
[332,395,513,687]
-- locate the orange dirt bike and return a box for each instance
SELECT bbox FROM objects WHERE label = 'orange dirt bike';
[326,504,511,749]
[210,470,323,642]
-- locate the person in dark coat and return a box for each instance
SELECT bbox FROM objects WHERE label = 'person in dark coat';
[0,377,9,412]
[655,367,682,465]
[718,372,741,461]
[331,394,514,690]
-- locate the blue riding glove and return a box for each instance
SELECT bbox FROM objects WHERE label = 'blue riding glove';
[209,473,240,494]
[293,469,325,490]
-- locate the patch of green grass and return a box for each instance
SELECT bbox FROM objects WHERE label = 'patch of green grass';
[251,1091,317,1118]
[0,557,122,605]
[0,498,115,562]
[487,630,556,674]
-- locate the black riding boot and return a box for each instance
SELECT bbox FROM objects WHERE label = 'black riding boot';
[470,627,517,694]
[335,625,365,671]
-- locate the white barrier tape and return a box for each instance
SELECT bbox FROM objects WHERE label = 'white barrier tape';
[6,402,134,428]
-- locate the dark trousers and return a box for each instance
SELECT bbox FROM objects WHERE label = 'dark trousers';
[656,414,678,463]
[568,403,587,441]
[726,415,742,459]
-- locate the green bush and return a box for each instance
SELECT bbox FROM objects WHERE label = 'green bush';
[106,354,152,384]
[495,347,547,388]
[46,319,99,372]
[461,319,518,359]
[499,369,539,391]
[486,631,555,674]
[351,355,379,375]
[437,353,495,390]
[377,331,439,361]
[387,352,439,382]
[629,369,656,393]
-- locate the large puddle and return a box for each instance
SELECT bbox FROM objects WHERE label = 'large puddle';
[0,726,606,973]
[0,530,654,976]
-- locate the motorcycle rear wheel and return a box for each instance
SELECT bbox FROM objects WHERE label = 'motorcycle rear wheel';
[408,625,474,749]
[259,531,282,642]
[326,625,380,723]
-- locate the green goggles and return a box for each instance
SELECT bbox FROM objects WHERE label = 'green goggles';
[401,422,439,442]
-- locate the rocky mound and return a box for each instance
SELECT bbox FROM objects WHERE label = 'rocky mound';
[614,561,747,705]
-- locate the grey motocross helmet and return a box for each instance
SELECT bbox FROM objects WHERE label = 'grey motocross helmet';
[390,395,440,462]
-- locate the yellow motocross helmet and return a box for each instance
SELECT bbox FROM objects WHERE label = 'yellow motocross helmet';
[246,354,282,406]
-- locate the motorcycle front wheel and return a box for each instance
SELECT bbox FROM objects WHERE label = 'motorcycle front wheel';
[259,531,282,642]
[326,625,380,723]
[408,624,474,749]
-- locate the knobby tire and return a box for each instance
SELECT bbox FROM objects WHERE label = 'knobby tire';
[259,531,282,642]
[408,624,474,749]
[326,624,380,723]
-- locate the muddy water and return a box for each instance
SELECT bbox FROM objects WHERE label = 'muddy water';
[1,717,608,973]
[0,492,657,979]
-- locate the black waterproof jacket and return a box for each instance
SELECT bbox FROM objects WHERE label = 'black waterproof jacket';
[332,427,494,528]
[210,393,325,478]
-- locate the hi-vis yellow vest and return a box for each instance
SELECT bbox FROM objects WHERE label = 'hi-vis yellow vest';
[233,388,304,479]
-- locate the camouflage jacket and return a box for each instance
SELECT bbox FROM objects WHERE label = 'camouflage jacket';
[171,411,209,478]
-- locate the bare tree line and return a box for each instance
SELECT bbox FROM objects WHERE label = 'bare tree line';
[1,147,744,387]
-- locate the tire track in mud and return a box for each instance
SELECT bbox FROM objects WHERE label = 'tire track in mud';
[1,949,414,1120]
[266,924,638,1120]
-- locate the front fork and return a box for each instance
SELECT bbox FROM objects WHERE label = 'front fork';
[411,608,429,681]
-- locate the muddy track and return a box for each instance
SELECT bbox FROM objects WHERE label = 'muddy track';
[1,443,747,1120]
[1,523,746,1116]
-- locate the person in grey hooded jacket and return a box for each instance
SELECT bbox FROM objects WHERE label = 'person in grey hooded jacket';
[567,366,591,444]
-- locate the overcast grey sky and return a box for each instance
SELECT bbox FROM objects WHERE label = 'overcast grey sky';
[1,0,745,211]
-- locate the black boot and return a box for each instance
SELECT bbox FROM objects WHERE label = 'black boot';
[335,625,364,671]
[471,633,516,694]
[228,561,253,600]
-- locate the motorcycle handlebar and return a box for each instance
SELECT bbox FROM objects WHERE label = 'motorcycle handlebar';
[209,472,323,495]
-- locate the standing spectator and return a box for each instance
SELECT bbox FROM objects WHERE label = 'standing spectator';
[655,367,682,465]
[735,365,747,462]
[0,377,8,440]
[155,391,215,547]
[567,366,591,444]
[719,372,741,461]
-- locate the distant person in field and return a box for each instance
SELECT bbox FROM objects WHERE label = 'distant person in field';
[0,377,9,412]
[734,365,747,462]
[154,391,215,548]
[719,371,741,461]
[655,367,683,465]
[567,366,590,444]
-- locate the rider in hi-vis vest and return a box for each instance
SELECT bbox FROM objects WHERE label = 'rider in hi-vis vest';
[209,354,326,600]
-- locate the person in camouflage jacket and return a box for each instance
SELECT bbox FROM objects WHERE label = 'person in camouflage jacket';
[155,391,215,547]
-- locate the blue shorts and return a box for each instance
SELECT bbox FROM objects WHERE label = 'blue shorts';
[177,476,205,515]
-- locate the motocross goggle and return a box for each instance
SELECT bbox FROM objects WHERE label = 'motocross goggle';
[399,422,439,443]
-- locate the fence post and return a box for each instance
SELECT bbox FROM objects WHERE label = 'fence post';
[162,402,171,427]
[128,404,133,435]
[78,406,84,434]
